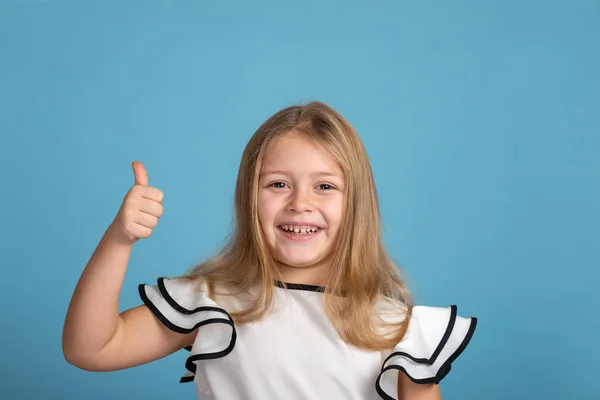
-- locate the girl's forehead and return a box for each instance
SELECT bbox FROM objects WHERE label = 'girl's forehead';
[265,132,329,158]
[264,135,335,163]
[260,133,344,179]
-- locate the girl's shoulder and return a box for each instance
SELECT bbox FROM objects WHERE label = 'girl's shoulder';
[374,295,478,397]
[138,276,241,336]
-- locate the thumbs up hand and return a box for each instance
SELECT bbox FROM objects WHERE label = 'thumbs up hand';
[108,161,164,246]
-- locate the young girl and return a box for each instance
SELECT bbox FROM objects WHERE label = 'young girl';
[62,101,477,400]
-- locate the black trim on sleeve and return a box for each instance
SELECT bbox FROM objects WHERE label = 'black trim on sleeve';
[138,278,238,384]
[138,282,234,335]
[157,277,228,315]
[180,376,195,383]
[381,305,457,366]
[374,308,478,399]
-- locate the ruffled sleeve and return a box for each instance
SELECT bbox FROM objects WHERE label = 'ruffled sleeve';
[138,277,237,383]
[376,305,477,399]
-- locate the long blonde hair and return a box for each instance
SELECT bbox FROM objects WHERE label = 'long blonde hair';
[185,101,413,350]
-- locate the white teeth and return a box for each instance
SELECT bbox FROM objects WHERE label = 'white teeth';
[280,225,319,234]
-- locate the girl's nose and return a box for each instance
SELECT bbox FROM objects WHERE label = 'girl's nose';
[288,189,313,212]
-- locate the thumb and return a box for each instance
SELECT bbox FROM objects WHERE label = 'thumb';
[132,161,148,186]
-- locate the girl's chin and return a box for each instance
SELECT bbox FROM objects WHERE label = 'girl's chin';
[274,255,331,270]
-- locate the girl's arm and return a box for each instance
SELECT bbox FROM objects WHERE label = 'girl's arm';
[397,373,442,400]
[62,162,194,371]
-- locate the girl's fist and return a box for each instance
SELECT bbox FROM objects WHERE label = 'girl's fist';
[109,161,164,246]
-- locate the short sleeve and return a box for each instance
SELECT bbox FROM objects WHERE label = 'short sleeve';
[139,277,237,383]
[375,305,477,399]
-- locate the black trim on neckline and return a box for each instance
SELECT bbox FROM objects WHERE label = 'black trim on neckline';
[274,281,325,292]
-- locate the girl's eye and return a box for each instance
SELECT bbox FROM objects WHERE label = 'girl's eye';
[317,184,334,190]
[270,182,287,189]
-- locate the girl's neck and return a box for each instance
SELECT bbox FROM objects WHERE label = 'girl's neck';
[275,261,329,287]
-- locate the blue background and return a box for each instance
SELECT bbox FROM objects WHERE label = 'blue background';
[1,1,598,399]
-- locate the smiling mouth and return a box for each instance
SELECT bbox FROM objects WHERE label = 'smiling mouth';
[278,225,321,235]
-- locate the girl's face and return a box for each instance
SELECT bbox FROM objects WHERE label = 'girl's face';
[257,131,345,285]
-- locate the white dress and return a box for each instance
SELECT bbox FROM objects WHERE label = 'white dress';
[139,277,477,400]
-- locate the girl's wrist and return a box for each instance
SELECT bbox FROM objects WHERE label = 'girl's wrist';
[104,224,135,249]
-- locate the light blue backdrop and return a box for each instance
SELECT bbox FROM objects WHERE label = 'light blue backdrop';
[1,1,598,399]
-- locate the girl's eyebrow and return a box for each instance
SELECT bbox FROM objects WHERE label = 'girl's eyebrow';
[260,170,343,179]
[259,170,286,178]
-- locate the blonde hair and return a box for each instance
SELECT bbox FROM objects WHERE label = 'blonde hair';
[184,101,413,350]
